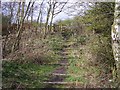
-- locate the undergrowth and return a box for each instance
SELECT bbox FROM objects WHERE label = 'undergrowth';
[65,34,114,88]
[2,60,59,88]
[2,34,64,88]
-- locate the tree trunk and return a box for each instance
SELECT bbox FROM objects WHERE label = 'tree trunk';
[3,2,18,57]
[49,1,56,33]
[36,0,44,33]
[12,2,31,52]
[0,2,2,87]
[31,2,35,25]
[44,1,52,38]
[12,2,25,52]
[111,0,120,87]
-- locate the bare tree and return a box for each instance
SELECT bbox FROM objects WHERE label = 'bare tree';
[11,1,31,52]
[44,0,68,38]
[26,1,35,23]
[0,0,2,60]
[44,0,52,38]
[2,2,18,56]
[30,1,35,25]
[49,0,68,32]
[35,0,44,32]
[49,0,57,32]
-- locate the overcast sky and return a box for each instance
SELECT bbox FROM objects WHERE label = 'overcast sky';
[2,0,90,23]
[27,0,86,23]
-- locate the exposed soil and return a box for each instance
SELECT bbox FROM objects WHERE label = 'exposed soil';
[44,44,69,88]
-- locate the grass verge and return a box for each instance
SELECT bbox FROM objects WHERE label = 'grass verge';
[2,60,59,88]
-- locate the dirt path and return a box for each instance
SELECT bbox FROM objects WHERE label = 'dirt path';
[44,44,70,88]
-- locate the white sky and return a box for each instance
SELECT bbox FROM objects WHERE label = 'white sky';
[1,0,102,24]
[30,0,83,23]
[2,0,90,23]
